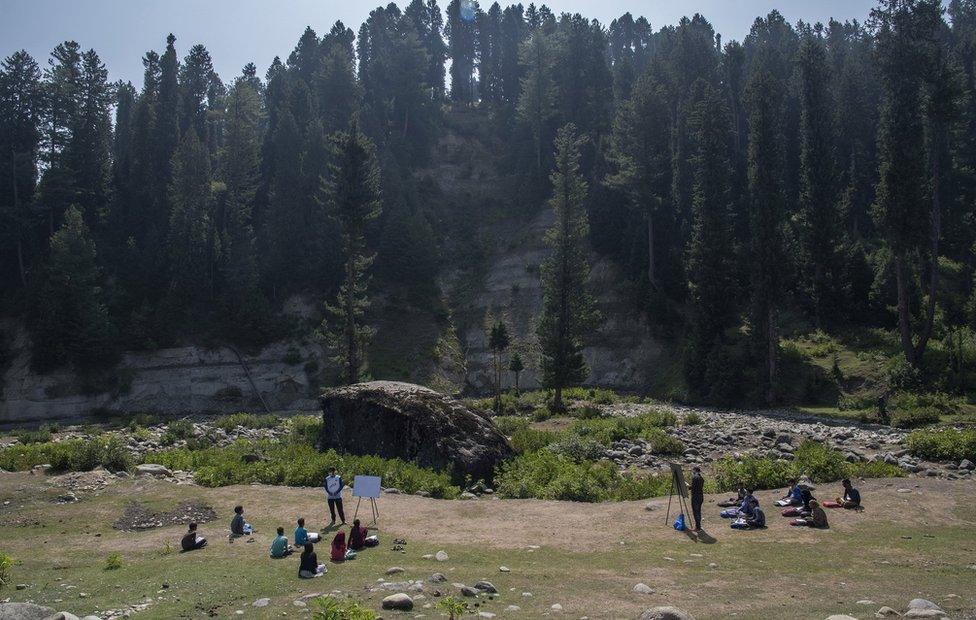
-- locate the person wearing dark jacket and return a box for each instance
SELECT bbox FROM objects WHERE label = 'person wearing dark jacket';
[181,522,207,551]
[299,543,326,578]
[690,467,705,531]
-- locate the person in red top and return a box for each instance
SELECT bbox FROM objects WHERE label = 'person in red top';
[348,519,368,551]
[330,530,347,562]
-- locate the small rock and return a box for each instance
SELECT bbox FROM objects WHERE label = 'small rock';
[959,459,974,470]
[479,613,496,618]
[505,606,521,612]
[907,599,943,612]
[435,551,449,562]
[875,607,901,617]
[825,616,859,620]
[428,573,447,583]
[638,607,695,620]
[634,583,655,595]
[46,613,80,620]
[386,567,405,575]
[499,566,510,573]
[904,612,947,619]
[461,586,480,597]
[474,581,497,594]
[381,593,414,611]
[253,598,270,608]
[857,600,876,605]
[459,492,478,500]
[135,463,172,477]
[550,604,563,612]
[15,584,28,590]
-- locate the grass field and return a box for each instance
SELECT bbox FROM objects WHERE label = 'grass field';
[1,472,974,619]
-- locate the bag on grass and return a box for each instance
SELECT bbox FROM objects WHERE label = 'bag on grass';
[673,513,686,531]
[364,535,379,548]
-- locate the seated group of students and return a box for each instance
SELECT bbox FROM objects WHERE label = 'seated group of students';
[716,478,861,530]
[179,504,378,579]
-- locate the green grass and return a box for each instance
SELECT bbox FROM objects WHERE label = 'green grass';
[906,427,976,462]
[0,434,132,472]
[212,413,280,432]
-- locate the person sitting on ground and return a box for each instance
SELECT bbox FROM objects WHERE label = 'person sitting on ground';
[829,479,861,509]
[229,505,254,540]
[790,499,829,528]
[782,482,816,517]
[718,482,748,508]
[294,517,321,546]
[298,543,326,578]
[731,498,765,530]
[721,488,756,519]
[348,519,368,551]
[181,522,207,552]
[270,526,293,558]
[776,479,804,507]
[330,530,347,562]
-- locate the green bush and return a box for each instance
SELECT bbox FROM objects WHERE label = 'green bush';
[104,553,122,570]
[888,392,957,428]
[682,412,703,426]
[644,429,685,456]
[493,416,530,436]
[906,428,976,462]
[890,408,941,429]
[144,440,460,498]
[167,419,195,440]
[567,411,676,446]
[127,413,159,431]
[289,415,323,446]
[0,552,11,590]
[572,404,606,419]
[312,596,378,620]
[14,427,52,445]
[510,428,562,454]
[213,413,280,432]
[546,435,606,462]
[0,434,133,473]
[713,440,903,492]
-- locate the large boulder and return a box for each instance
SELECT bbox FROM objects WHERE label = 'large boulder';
[637,607,695,620]
[320,381,514,481]
[0,603,56,620]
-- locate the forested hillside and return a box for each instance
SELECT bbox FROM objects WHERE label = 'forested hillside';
[1,0,975,412]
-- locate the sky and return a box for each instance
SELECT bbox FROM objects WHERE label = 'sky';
[1,0,878,86]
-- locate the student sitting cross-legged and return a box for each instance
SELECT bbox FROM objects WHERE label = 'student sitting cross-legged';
[823,479,861,509]
[270,527,293,558]
[181,522,207,552]
[348,519,369,551]
[298,543,326,578]
[229,505,254,540]
[730,498,766,530]
[294,517,321,546]
[790,499,829,528]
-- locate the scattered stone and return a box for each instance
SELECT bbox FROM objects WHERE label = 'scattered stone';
[428,573,447,583]
[499,566,510,573]
[386,567,405,575]
[959,459,974,470]
[44,614,79,620]
[550,604,563,612]
[461,586,480,597]
[381,593,414,611]
[825,616,859,620]
[638,606,695,620]
[474,581,497,594]
[907,600,943,613]
[252,598,270,608]
[14,585,28,591]
[478,613,496,618]
[904,611,947,619]
[134,464,172,478]
[0,603,57,620]
[634,583,654,595]
[875,607,901,617]
[857,600,876,605]
[459,492,478,500]
[435,551,449,562]
[505,606,521,612]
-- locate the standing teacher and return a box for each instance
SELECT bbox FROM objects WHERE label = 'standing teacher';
[690,466,704,532]
[325,467,347,526]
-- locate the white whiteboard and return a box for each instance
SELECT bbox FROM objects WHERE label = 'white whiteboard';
[352,475,382,499]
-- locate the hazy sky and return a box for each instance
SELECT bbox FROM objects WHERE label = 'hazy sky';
[2,0,877,86]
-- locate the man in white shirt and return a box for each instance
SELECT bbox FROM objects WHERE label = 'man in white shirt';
[324,468,346,526]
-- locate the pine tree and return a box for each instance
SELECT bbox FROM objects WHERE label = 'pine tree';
[745,53,787,404]
[537,124,600,411]
[318,122,382,385]
[509,350,525,393]
[28,205,115,371]
[796,34,839,325]
[167,130,214,318]
[66,49,113,233]
[488,317,510,410]
[447,0,478,104]
[406,0,447,99]
[607,72,671,290]
[0,50,43,290]
[684,81,739,400]
[517,28,557,174]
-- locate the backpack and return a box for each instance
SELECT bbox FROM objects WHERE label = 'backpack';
[673,513,686,531]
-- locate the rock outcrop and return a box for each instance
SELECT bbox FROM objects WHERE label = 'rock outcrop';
[319,381,513,481]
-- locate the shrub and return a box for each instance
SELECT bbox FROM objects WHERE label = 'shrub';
[643,429,685,456]
[15,426,53,445]
[888,392,957,428]
[213,413,280,432]
[289,415,323,446]
[312,596,378,620]
[682,412,703,426]
[167,419,195,440]
[906,428,976,462]
[127,413,159,431]
[0,552,11,590]
[493,416,530,436]
[567,411,676,446]
[436,597,468,620]
[105,553,122,570]
[510,428,562,454]
[546,435,606,462]
[159,431,178,447]
[573,404,606,419]
[0,434,132,473]
[144,440,460,498]
[890,408,941,429]
[495,451,616,502]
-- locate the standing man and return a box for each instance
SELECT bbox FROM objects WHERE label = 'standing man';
[690,466,705,532]
[324,467,346,526]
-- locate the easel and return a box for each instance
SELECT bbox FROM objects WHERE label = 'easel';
[664,463,692,527]
[353,496,379,527]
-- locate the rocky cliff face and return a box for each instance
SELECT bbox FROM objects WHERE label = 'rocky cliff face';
[0,319,324,423]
